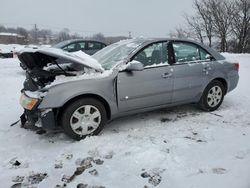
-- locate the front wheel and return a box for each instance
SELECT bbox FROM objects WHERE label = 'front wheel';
[60,98,107,140]
[199,80,225,111]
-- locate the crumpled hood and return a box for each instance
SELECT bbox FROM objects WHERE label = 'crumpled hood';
[18,47,104,72]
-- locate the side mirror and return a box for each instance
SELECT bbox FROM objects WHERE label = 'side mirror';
[126,60,144,71]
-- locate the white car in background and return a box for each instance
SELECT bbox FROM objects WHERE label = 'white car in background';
[0,44,24,58]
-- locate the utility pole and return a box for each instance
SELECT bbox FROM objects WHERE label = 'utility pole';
[128,31,132,38]
[34,24,38,44]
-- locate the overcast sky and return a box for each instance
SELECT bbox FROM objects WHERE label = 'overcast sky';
[0,0,194,37]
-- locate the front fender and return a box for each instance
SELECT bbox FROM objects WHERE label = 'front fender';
[38,77,118,117]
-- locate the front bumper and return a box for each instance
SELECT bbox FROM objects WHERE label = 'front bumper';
[20,92,56,129]
[20,109,56,129]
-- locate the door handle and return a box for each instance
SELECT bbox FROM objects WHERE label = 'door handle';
[203,65,212,72]
[162,72,172,78]
[203,67,208,72]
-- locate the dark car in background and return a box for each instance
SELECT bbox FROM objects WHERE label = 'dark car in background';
[53,39,107,55]
[0,50,13,58]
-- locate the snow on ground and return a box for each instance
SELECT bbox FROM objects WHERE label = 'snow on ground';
[0,54,250,188]
[0,44,51,55]
[0,44,25,53]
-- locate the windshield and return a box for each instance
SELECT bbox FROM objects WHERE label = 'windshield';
[92,39,145,70]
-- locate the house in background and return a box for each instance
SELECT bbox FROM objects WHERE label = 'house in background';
[0,32,26,44]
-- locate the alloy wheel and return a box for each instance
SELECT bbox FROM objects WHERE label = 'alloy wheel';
[207,86,223,107]
[70,105,101,136]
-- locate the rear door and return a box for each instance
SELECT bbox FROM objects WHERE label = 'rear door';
[117,42,174,112]
[171,41,213,103]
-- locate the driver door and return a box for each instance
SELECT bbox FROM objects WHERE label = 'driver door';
[117,42,174,113]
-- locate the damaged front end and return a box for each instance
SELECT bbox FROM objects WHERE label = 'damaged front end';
[19,91,56,130]
[18,47,103,130]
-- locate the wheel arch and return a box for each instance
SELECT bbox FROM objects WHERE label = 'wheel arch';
[211,77,228,93]
[198,77,228,102]
[58,93,111,121]
[198,77,227,111]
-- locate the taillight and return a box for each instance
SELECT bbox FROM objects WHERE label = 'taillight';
[234,63,239,71]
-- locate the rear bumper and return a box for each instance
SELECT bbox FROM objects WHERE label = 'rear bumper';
[227,73,239,93]
[20,108,56,129]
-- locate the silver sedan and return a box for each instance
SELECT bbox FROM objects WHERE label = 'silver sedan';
[19,38,239,140]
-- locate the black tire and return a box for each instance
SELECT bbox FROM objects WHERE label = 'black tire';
[198,80,225,112]
[60,98,107,140]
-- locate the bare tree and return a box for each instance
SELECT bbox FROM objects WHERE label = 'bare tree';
[57,28,71,42]
[176,0,249,52]
[16,27,28,44]
[0,25,7,32]
[209,0,236,52]
[232,0,250,53]
[169,26,192,39]
[193,0,214,47]
[92,33,106,43]
[184,0,215,47]
[185,14,204,44]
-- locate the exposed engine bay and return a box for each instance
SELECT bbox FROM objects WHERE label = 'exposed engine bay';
[18,48,103,91]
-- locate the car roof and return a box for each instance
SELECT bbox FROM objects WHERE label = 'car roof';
[53,39,107,48]
[61,39,106,45]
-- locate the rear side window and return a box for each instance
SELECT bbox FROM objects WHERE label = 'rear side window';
[173,42,212,63]
[78,42,86,50]
[88,42,104,50]
[200,47,212,61]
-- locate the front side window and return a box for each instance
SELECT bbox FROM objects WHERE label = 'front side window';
[173,42,212,63]
[63,42,84,52]
[133,42,168,67]
[63,43,74,51]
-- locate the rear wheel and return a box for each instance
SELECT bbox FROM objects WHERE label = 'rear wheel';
[60,98,107,140]
[199,80,225,111]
